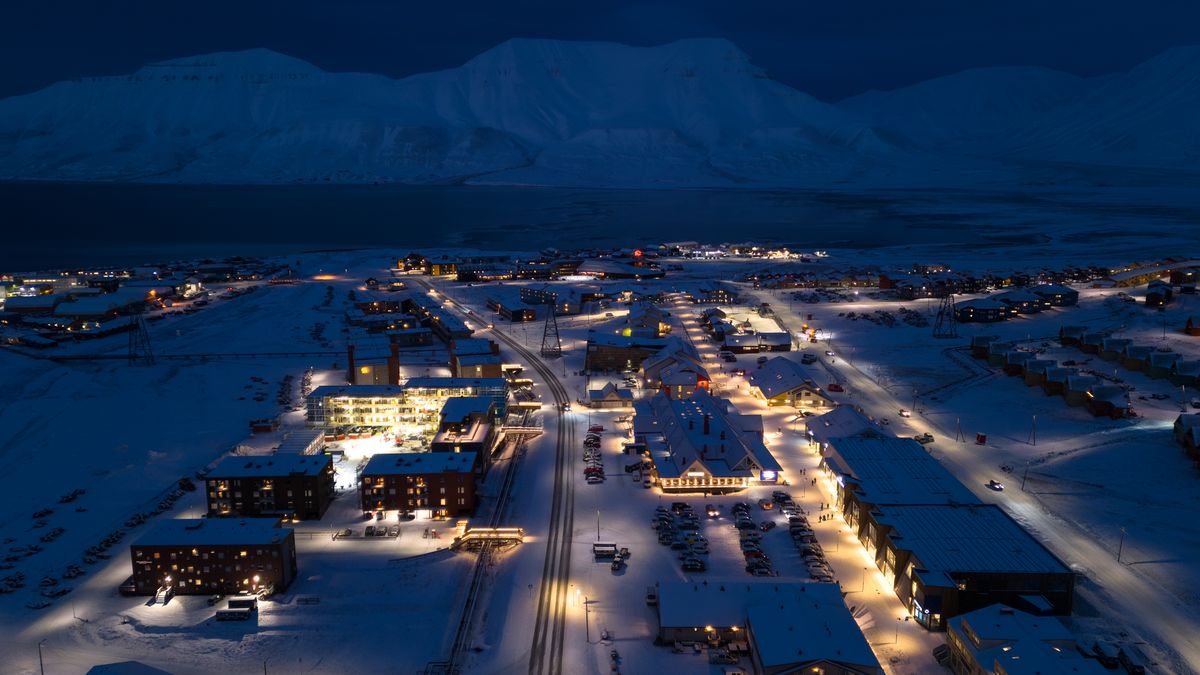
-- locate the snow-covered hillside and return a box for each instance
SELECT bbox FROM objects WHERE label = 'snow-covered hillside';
[0,38,1197,186]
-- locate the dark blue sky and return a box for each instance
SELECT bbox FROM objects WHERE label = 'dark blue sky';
[2,0,1197,102]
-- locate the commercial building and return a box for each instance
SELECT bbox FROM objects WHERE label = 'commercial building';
[585,331,670,372]
[449,338,503,378]
[430,396,497,456]
[866,504,1074,630]
[586,382,635,409]
[633,390,782,493]
[748,356,834,409]
[206,453,335,521]
[128,519,297,596]
[307,378,507,433]
[946,605,1107,675]
[359,452,478,517]
[655,581,881,675]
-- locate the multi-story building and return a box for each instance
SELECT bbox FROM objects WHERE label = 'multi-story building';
[430,396,497,456]
[307,378,508,438]
[359,452,478,517]
[206,453,335,521]
[585,331,671,372]
[128,519,297,596]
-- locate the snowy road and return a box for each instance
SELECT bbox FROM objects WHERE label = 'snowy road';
[753,287,1200,675]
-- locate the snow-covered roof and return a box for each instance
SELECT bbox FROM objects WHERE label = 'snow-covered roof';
[587,330,670,349]
[360,452,477,475]
[876,504,1071,578]
[209,453,330,478]
[748,356,818,399]
[1087,385,1129,407]
[747,585,881,673]
[309,384,405,399]
[948,605,1106,675]
[806,407,885,447]
[451,338,496,356]
[402,377,508,393]
[86,662,174,675]
[439,396,494,421]
[588,382,634,401]
[1030,283,1078,296]
[635,390,780,480]
[134,518,293,547]
[823,436,980,506]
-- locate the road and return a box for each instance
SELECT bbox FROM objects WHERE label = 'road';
[753,287,1200,674]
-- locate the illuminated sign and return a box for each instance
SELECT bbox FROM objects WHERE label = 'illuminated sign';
[759,470,777,481]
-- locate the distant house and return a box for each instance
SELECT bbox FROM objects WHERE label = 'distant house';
[1186,317,1200,337]
[1042,367,1071,396]
[955,297,1010,323]
[1022,359,1055,387]
[1030,283,1079,307]
[1171,360,1200,387]
[1065,374,1100,407]
[996,289,1051,314]
[1147,351,1181,379]
[1121,344,1154,372]
[969,335,997,359]
[449,338,503,378]
[586,382,634,409]
[1146,279,1173,307]
[1099,337,1130,362]
[1079,332,1107,354]
[1174,414,1200,465]
[585,331,670,372]
[1003,350,1033,376]
[1086,385,1132,419]
[1058,325,1086,347]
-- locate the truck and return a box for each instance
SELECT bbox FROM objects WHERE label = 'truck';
[592,542,618,560]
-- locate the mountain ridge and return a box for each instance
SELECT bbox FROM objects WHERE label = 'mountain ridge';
[0,38,1197,187]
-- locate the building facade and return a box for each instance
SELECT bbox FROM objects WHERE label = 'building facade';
[129,519,297,596]
[359,452,478,517]
[206,454,335,521]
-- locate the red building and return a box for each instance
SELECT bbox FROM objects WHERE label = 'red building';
[128,519,296,596]
[359,452,479,517]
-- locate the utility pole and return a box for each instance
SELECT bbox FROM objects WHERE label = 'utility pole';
[584,596,591,643]
[1028,414,1037,446]
[596,510,601,541]
[38,639,46,675]
[1021,461,1030,491]
[1117,527,1127,564]
[955,418,965,443]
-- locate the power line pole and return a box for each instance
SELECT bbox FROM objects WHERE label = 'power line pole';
[1117,527,1127,564]
[1028,415,1037,446]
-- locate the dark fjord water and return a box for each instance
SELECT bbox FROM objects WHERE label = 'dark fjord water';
[1,183,982,271]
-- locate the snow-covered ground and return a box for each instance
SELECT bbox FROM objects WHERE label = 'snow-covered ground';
[3,245,1200,675]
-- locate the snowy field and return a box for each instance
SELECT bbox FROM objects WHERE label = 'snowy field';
[3,242,1200,674]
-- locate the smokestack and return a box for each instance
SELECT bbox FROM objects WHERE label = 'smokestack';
[703,414,710,435]
[347,344,356,383]
[389,342,401,385]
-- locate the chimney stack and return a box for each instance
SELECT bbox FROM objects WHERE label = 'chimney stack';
[346,344,356,383]
[703,414,710,435]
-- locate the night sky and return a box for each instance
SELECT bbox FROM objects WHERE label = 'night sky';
[2,0,1198,102]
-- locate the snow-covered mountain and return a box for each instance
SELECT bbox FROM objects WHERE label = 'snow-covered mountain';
[0,39,1197,186]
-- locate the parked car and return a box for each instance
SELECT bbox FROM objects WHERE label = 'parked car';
[705,504,719,517]
[759,521,777,532]
[681,558,706,572]
[800,354,817,364]
[914,433,935,445]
